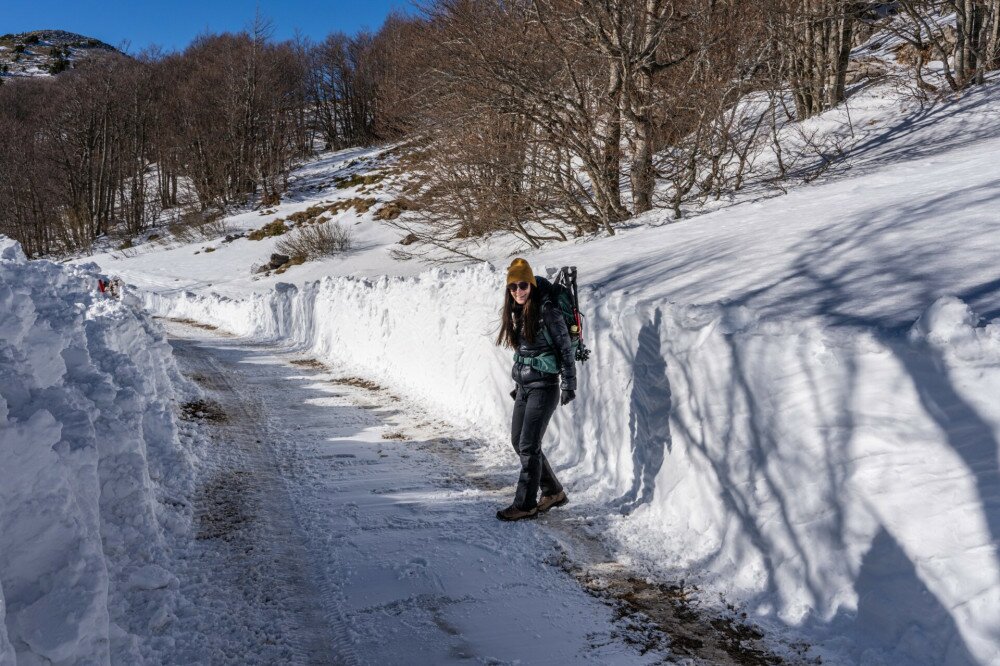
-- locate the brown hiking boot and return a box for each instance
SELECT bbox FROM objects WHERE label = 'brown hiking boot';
[496,504,538,522]
[537,490,568,513]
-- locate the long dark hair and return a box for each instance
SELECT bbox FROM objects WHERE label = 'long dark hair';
[496,283,539,349]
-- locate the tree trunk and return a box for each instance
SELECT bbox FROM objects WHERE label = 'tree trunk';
[831,3,856,106]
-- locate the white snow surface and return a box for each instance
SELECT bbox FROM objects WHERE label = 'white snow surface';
[84,79,1000,664]
[0,238,195,665]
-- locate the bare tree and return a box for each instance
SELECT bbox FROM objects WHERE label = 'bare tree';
[414,0,631,237]
[167,25,308,208]
[767,0,867,121]
[892,0,1000,91]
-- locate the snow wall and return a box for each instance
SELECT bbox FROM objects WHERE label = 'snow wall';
[0,238,195,665]
[143,263,1000,666]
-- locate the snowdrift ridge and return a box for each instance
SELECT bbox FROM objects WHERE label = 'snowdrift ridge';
[0,237,194,665]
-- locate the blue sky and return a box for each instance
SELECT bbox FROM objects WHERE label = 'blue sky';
[4,1,413,53]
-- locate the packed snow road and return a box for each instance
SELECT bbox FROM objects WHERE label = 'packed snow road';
[164,320,670,665]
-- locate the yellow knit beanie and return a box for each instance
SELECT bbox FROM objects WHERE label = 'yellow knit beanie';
[506,258,536,286]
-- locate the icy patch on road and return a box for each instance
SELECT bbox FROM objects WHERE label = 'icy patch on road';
[0,237,195,665]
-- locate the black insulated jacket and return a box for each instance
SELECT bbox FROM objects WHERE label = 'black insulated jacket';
[510,278,577,391]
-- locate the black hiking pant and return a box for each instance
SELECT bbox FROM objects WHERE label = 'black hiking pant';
[511,384,563,510]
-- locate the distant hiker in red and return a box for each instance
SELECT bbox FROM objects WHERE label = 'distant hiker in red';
[495,258,574,521]
[97,278,107,295]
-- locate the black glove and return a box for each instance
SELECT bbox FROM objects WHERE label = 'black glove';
[510,388,517,401]
[560,389,575,406]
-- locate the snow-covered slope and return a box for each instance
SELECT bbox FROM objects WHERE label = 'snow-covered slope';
[90,78,1000,665]
[0,237,195,664]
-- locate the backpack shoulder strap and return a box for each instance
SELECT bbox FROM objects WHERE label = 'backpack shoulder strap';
[540,298,556,349]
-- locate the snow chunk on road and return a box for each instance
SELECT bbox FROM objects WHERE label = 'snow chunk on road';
[0,237,195,665]
[910,296,982,345]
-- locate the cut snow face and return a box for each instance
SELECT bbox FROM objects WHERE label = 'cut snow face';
[0,237,196,664]
[138,268,1000,666]
[83,77,1000,665]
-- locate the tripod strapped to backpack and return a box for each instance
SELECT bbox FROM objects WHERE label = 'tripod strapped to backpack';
[552,266,591,363]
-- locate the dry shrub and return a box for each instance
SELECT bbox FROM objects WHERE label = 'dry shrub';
[197,215,231,240]
[169,208,229,242]
[274,221,354,261]
[400,173,429,195]
[351,197,376,214]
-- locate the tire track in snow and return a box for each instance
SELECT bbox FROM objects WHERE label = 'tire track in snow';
[168,334,353,665]
[164,319,673,665]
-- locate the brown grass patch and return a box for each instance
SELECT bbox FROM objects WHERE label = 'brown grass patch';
[374,198,414,221]
[247,219,288,240]
[290,358,327,370]
[333,172,385,189]
[170,318,219,332]
[329,376,383,392]
[282,198,376,227]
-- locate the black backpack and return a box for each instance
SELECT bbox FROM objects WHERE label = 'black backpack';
[542,266,591,363]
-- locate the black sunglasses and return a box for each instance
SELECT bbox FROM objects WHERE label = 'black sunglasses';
[507,281,531,292]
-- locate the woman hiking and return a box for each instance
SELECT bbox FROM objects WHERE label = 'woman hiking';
[495,258,575,522]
